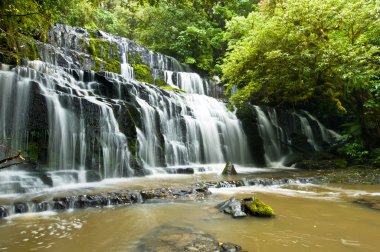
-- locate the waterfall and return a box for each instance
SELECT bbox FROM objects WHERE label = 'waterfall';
[254,106,339,167]
[0,70,31,153]
[0,24,339,195]
[120,42,134,80]
[254,106,289,166]
[0,20,251,191]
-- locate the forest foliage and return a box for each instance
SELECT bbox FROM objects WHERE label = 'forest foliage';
[0,0,379,160]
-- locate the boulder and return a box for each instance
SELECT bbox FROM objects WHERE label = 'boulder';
[242,197,274,217]
[217,197,247,218]
[137,225,243,252]
[0,206,8,219]
[222,161,237,176]
[14,203,28,214]
[217,196,274,218]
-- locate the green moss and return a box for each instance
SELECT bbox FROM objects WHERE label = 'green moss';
[155,78,166,87]
[19,39,39,60]
[128,52,134,64]
[134,52,143,64]
[104,58,121,74]
[87,38,120,74]
[222,161,237,175]
[25,142,39,161]
[0,52,19,65]
[133,63,154,83]
[160,85,186,93]
[243,198,274,217]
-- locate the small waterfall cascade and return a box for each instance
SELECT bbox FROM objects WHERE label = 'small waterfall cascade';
[120,42,134,80]
[133,86,250,168]
[254,106,339,166]
[0,24,251,194]
[254,106,289,165]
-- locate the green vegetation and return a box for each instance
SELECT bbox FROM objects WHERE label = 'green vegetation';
[133,63,153,83]
[222,0,380,159]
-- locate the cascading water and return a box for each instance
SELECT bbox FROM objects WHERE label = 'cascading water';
[0,24,252,195]
[254,106,339,167]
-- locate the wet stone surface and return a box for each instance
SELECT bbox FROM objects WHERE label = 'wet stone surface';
[137,225,243,252]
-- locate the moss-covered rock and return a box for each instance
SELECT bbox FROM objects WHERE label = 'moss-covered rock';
[222,161,237,175]
[242,197,274,217]
[87,38,120,74]
[161,85,185,93]
[133,64,154,83]
[154,78,166,87]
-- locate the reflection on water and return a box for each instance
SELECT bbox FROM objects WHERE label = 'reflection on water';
[1,174,380,251]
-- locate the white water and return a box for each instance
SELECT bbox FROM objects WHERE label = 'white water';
[255,106,338,167]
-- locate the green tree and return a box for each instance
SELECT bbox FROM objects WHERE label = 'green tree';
[222,0,380,148]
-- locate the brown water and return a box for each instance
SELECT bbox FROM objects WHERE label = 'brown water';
[1,174,380,251]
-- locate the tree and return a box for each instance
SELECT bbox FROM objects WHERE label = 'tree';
[222,0,380,148]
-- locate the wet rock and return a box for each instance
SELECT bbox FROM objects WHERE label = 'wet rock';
[217,198,247,218]
[35,201,49,212]
[222,161,237,176]
[177,168,195,174]
[353,199,380,211]
[14,203,29,214]
[85,170,102,182]
[205,180,245,188]
[219,242,242,252]
[242,197,274,217]
[0,206,8,218]
[295,159,347,170]
[137,225,243,252]
[217,197,274,218]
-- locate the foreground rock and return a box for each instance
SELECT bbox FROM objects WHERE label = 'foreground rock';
[0,186,211,219]
[217,197,274,218]
[137,225,243,252]
[353,199,380,211]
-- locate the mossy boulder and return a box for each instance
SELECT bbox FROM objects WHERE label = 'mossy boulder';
[222,161,237,175]
[217,196,274,218]
[242,197,274,217]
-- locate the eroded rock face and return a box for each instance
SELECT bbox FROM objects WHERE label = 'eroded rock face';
[137,225,242,252]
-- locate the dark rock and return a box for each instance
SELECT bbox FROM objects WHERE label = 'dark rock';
[177,168,195,174]
[236,104,266,166]
[220,242,242,252]
[35,201,49,212]
[85,170,102,182]
[222,161,237,176]
[217,198,247,218]
[0,206,9,218]
[295,159,347,170]
[14,203,29,214]
[353,199,380,211]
